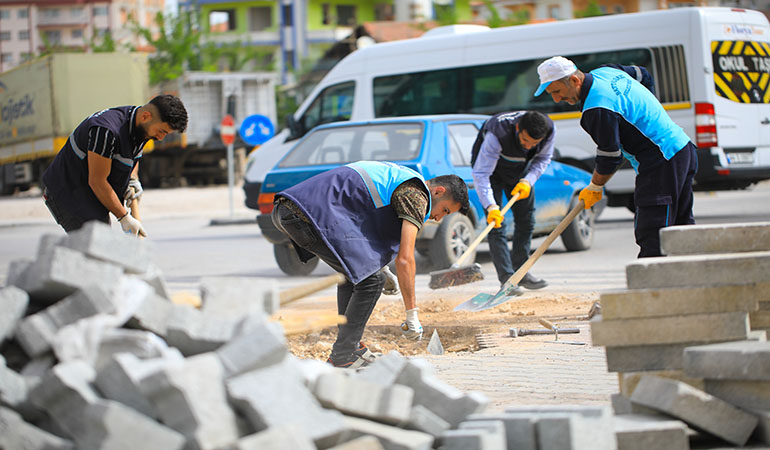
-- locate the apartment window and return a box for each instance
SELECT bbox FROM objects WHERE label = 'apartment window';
[322,4,330,25]
[248,6,272,31]
[0,10,10,20]
[95,28,108,37]
[21,52,32,62]
[71,7,84,17]
[18,8,29,19]
[0,31,10,41]
[209,10,236,32]
[42,9,61,18]
[548,5,561,19]
[282,5,292,26]
[71,29,83,39]
[1,53,12,64]
[337,5,356,26]
[93,6,108,16]
[44,30,62,43]
[19,30,29,40]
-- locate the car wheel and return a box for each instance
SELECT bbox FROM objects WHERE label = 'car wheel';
[428,213,475,269]
[561,195,595,251]
[273,243,319,276]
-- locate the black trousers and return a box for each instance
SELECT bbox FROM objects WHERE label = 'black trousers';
[42,184,108,233]
[271,202,385,362]
[634,142,698,257]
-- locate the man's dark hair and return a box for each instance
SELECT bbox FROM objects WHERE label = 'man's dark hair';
[519,111,550,140]
[149,95,188,133]
[429,174,470,216]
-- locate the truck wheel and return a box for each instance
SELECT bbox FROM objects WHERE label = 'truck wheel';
[428,213,475,269]
[561,196,595,251]
[274,242,319,276]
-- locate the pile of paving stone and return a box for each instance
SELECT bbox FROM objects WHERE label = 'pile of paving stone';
[592,222,770,449]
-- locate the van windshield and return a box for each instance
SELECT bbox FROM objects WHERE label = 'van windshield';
[279,123,424,167]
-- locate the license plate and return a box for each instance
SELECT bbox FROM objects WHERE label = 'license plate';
[727,152,754,164]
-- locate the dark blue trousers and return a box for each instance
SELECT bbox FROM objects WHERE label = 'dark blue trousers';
[487,178,536,284]
[634,142,698,258]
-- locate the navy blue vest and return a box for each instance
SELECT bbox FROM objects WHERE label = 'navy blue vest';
[279,161,430,284]
[483,111,554,184]
[42,106,145,221]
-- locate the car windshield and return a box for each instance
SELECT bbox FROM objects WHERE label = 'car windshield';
[278,123,424,167]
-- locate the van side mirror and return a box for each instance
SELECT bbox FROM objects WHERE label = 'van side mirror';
[286,115,302,140]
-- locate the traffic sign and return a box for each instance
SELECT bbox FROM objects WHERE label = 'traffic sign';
[220,114,236,145]
[239,114,275,146]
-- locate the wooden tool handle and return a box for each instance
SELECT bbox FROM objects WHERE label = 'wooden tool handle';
[129,198,141,221]
[503,199,585,288]
[538,318,556,330]
[279,273,346,306]
[453,193,521,268]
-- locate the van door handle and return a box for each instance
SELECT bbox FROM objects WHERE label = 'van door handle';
[762,117,770,125]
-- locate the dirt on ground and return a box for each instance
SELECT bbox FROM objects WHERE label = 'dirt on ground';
[276,289,597,361]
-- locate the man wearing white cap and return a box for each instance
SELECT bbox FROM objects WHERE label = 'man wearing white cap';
[534,56,697,257]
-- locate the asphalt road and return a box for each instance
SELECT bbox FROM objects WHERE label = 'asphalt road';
[1,181,769,299]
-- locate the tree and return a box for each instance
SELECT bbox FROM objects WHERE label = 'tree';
[481,0,530,28]
[574,1,607,18]
[132,10,203,84]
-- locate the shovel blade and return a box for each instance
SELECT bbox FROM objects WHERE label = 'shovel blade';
[471,285,523,311]
[453,293,493,311]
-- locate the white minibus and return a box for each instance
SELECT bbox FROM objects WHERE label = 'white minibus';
[244,7,770,211]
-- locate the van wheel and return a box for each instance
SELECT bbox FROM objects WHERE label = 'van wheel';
[274,243,319,276]
[428,213,475,269]
[561,196,595,251]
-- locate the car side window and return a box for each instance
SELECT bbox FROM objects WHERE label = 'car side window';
[448,123,479,167]
[300,81,355,134]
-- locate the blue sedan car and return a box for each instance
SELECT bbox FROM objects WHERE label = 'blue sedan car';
[253,115,599,276]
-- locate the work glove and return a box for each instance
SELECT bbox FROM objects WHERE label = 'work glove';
[382,265,400,296]
[124,178,143,201]
[578,182,603,209]
[510,180,531,199]
[118,212,147,237]
[486,206,503,229]
[401,308,423,341]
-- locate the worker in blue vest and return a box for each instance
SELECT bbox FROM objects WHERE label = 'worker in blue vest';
[272,161,470,369]
[471,111,555,293]
[535,56,697,257]
[42,95,188,235]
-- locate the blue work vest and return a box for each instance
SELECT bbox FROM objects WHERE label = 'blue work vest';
[279,161,431,284]
[42,106,146,221]
[583,67,690,173]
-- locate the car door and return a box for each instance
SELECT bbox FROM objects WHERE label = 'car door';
[446,120,485,228]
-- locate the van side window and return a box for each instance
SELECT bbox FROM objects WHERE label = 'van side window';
[448,123,479,167]
[300,81,355,135]
[373,69,460,117]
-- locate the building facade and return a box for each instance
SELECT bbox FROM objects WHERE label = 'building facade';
[0,0,162,72]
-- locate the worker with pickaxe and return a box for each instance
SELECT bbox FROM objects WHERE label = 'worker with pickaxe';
[272,161,469,368]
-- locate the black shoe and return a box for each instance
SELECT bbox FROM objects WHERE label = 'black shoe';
[327,345,376,369]
[519,273,548,290]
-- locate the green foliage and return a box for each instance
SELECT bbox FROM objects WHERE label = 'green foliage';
[435,5,458,26]
[276,85,298,130]
[132,11,203,84]
[574,1,607,18]
[482,0,530,28]
[90,31,118,53]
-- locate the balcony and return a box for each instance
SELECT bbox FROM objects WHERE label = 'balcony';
[37,12,89,27]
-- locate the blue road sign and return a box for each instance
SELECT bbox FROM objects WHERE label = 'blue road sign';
[239,114,275,146]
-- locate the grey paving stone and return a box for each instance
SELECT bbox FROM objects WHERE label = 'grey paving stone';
[138,262,171,299]
[0,286,28,344]
[753,311,770,330]
[613,414,689,450]
[200,276,280,318]
[505,405,616,450]
[15,246,123,305]
[405,404,450,438]
[457,420,507,450]
[0,405,74,450]
[126,291,179,337]
[610,393,663,417]
[747,407,770,445]
[626,251,770,290]
[0,354,29,412]
[140,352,240,450]
[314,371,414,425]
[396,358,488,427]
[600,283,764,320]
[6,259,32,289]
[630,375,758,446]
[95,350,184,418]
[328,435,386,450]
[165,306,241,355]
[343,415,433,450]
[660,222,770,255]
[35,234,65,259]
[357,351,408,387]
[465,413,537,450]
[62,221,151,273]
[227,357,346,449]
[591,312,750,347]
[215,319,288,378]
[534,413,588,450]
[235,424,316,450]
[620,370,705,397]
[684,341,770,380]
[441,428,503,450]
[705,379,770,410]
[78,401,186,450]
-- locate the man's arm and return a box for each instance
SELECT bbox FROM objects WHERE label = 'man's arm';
[471,133,502,210]
[394,219,419,310]
[522,127,556,186]
[87,152,128,219]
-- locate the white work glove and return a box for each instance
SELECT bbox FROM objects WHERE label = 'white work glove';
[400,308,423,341]
[382,266,400,295]
[124,178,143,201]
[118,213,147,237]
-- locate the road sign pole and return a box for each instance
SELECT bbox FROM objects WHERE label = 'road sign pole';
[227,142,234,219]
